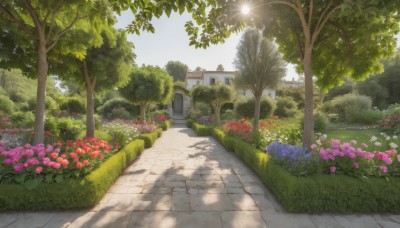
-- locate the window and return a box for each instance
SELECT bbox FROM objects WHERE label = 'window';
[210,78,216,85]
[224,77,231,85]
[196,80,200,85]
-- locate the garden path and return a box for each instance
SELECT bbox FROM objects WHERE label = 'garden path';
[1,125,400,228]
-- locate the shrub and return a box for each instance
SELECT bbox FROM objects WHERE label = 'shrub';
[138,129,161,148]
[57,118,84,141]
[192,122,213,136]
[45,116,60,139]
[97,98,138,120]
[103,120,139,147]
[259,127,302,149]
[158,119,172,131]
[330,94,372,123]
[221,109,236,121]
[77,130,112,142]
[0,139,145,210]
[351,111,383,125]
[274,97,298,118]
[235,97,276,119]
[0,95,14,114]
[187,103,211,120]
[9,112,34,128]
[222,118,254,144]
[186,119,194,128]
[60,97,86,114]
[314,112,329,132]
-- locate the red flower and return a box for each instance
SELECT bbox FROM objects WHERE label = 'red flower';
[83,160,90,166]
[45,131,51,137]
[76,162,83,169]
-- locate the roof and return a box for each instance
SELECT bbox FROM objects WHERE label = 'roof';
[186,71,204,79]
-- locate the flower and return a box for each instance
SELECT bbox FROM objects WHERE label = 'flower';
[361,143,368,148]
[374,142,381,147]
[390,143,398,149]
[354,162,359,169]
[350,140,357,145]
[393,135,398,139]
[36,166,43,174]
[45,131,51,137]
[76,162,83,169]
[83,160,90,166]
[14,163,24,172]
[370,136,377,142]
[379,166,388,173]
[310,144,317,150]
[330,166,336,173]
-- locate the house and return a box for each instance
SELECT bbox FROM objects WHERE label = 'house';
[169,71,277,119]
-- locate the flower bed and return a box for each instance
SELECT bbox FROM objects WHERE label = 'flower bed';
[191,124,400,213]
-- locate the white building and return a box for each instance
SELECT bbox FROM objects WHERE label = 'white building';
[185,71,276,98]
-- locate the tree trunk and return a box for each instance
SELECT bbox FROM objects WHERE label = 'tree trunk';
[140,104,147,122]
[253,95,261,133]
[83,61,95,138]
[303,47,314,147]
[33,39,48,145]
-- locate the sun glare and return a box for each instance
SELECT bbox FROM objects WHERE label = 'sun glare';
[241,4,250,15]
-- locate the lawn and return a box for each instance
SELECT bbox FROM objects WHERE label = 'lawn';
[325,128,380,143]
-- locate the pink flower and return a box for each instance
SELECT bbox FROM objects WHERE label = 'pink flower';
[397,154,400,162]
[14,163,24,172]
[361,143,368,148]
[383,158,393,165]
[310,144,317,150]
[354,162,359,169]
[330,166,336,173]
[379,166,388,173]
[3,159,13,165]
[36,166,43,174]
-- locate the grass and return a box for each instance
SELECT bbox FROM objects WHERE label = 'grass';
[326,128,380,143]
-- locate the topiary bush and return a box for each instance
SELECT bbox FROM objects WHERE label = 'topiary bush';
[60,97,86,114]
[274,97,298,118]
[221,109,236,121]
[57,118,84,141]
[9,111,34,128]
[97,98,139,120]
[235,97,276,119]
[329,94,372,123]
[300,112,329,133]
[0,95,14,114]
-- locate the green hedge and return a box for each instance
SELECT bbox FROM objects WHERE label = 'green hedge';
[77,130,112,141]
[158,119,172,131]
[186,119,194,128]
[138,128,162,148]
[193,126,400,213]
[192,122,213,136]
[0,140,145,210]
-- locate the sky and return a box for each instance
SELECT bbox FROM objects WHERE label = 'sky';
[115,11,299,81]
[115,11,400,82]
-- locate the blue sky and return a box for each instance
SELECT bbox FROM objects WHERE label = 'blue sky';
[115,11,299,81]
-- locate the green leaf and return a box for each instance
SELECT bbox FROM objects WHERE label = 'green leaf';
[45,174,53,183]
[55,175,64,183]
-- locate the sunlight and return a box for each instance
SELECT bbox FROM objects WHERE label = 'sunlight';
[241,4,250,15]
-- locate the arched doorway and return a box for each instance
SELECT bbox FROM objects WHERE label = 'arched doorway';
[173,93,183,115]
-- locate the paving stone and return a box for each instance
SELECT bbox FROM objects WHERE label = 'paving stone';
[221,174,240,182]
[207,188,228,193]
[243,183,265,194]
[165,181,186,188]
[172,193,191,211]
[128,211,176,228]
[374,215,400,228]
[237,174,258,183]
[333,215,381,228]
[227,187,246,194]
[251,194,276,212]
[223,181,243,188]
[69,211,131,228]
[221,211,267,228]
[261,211,316,228]
[173,187,187,192]
[190,193,235,211]
[0,213,20,227]
[311,215,342,228]
[5,213,55,228]
[201,174,223,181]
[165,174,187,182]
[228,194,259,211]
[186,181,208,188]
[44,212,87,228]
[175,212,222,228]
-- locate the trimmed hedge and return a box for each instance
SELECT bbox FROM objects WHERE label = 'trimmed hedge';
[186,119,194,128]
[138,128,162,148]
[192,122,214,136]
[193,126,400,213]
[158,119,172,131]
[0,140,145,210]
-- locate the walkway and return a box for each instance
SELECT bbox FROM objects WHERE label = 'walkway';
[1,125,400,227]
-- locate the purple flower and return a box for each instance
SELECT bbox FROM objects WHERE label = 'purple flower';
[13,163,24,172]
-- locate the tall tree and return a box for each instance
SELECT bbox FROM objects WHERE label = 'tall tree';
[195,66,204,71]
[119,65,173,121]
[0,1,114,144]
[58,29,135,137]
[192,84,234,123]
[216,64,224,71]
[234,29,285,132]
[165,61,188,81]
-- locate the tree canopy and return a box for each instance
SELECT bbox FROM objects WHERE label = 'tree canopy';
[119,65,173,121]
[165,61,189,81]
[216,64,224,71]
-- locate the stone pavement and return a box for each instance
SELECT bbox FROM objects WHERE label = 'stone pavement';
[1,125,400,228]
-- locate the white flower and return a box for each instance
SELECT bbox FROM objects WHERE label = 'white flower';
[316,139,322,145]
[322,134,327,140]
[374,142,381,147]
[393,135,398,139]
[390,142,398,149]
[386,136,391,140]
[370,136,377,142]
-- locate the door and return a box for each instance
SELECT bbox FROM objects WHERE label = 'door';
[173,93,183,114]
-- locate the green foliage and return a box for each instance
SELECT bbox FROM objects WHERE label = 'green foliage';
[191,85,212,104]
[77,130,112,142]
[0,139,145,210]
[329,94,372,123]
[192,122,213,136]
[57,118,84,141]
[221,109,236,121]
[9,112,34,128]
[277,87,305,108]
[203,128,400,213]
[186,119,194,128]
[325,81,353,101]
[138,129,162,148]
[60,97,86,114]
[187,102,212,120]
[235,97,276,119]
[158,119,172,131]
[165,61,189,81]
[0,95,14,114]
[351,111,384,125]
[274,97,298,118]
[313,112,329,132]
[97,98,139,120]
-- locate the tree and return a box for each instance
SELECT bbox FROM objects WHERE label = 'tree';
[195,66,204,71]
[0,1,115,144]
[192,84,234,123]
[216,64,224,71]
[58,29,135,137]
[165,61,188,81]
[119,65,173,121]
[234,29,285,132]
[180,1,400,147]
